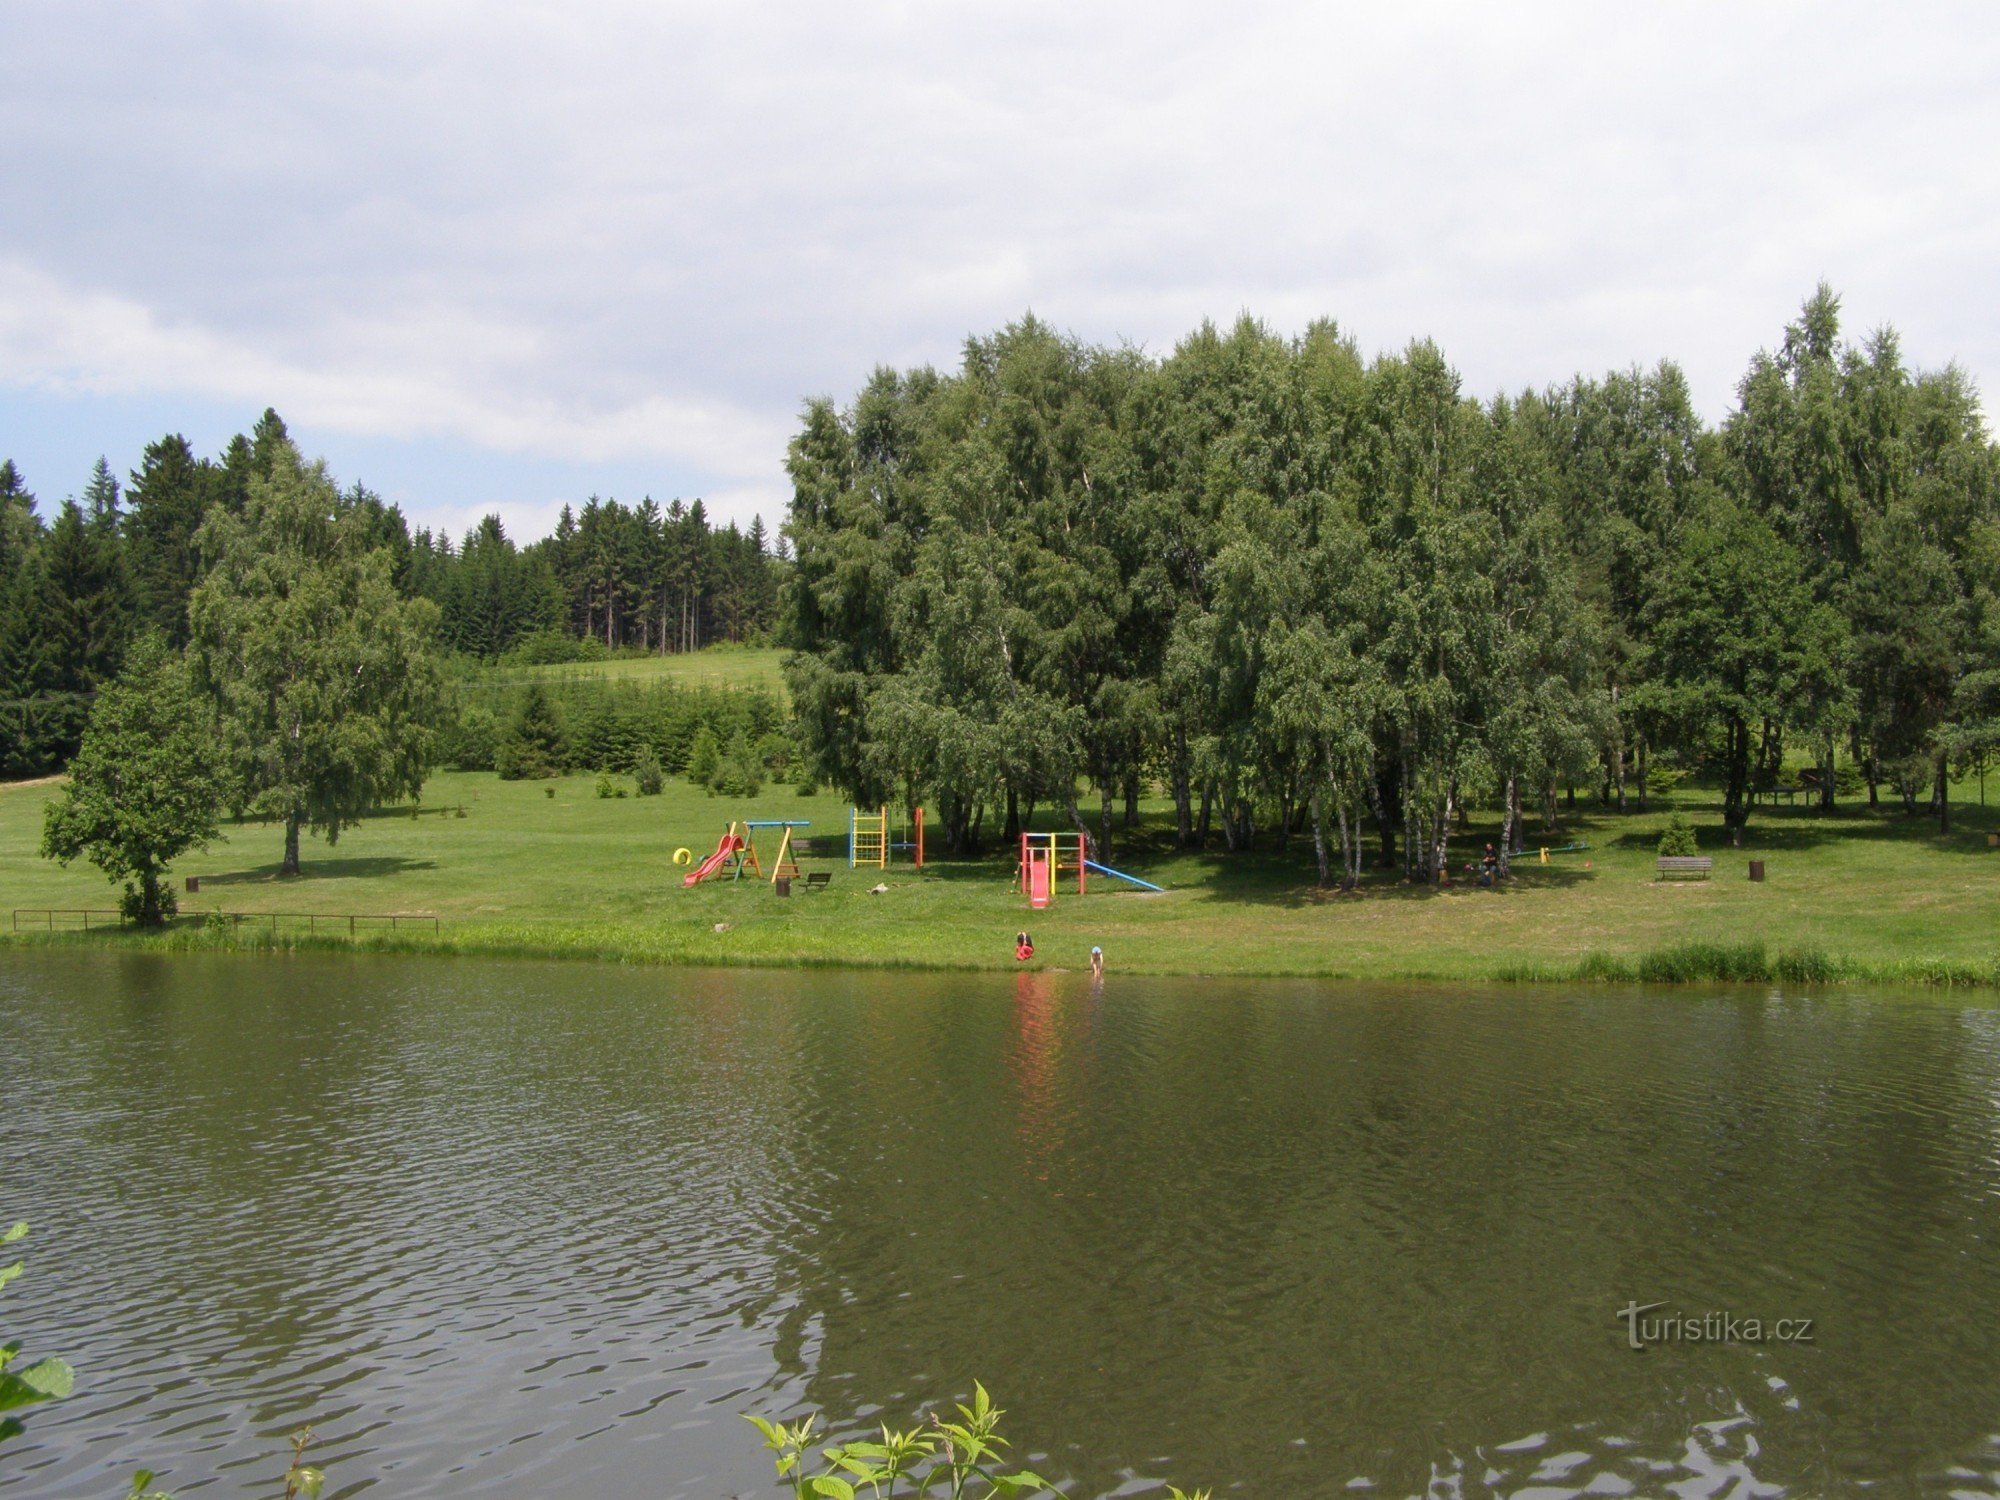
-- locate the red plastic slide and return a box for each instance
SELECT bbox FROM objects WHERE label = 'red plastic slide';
[682,832,743,888]
[1027,851,1051,909]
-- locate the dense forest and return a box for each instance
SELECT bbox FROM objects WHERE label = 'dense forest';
[783,289,2000,877]
[0,411,788,777]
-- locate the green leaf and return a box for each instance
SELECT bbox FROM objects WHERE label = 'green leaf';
[991,1472,1049,1492]
[17,1357,73,1399]
[293,1465,325,1497]
[808,1478,855,1500]
[0,1261,22,1292]
[0,1223,25,1246]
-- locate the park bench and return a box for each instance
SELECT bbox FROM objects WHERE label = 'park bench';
[804,871,832,890]
[1656,856,1713,881]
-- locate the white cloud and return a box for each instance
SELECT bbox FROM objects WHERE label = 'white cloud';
[3,1,1999,532]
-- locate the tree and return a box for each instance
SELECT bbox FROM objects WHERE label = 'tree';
[125,434,216,645]
[1645,495,1835,844]
[495,683,566,779]
[41,498,130,692]
[188,444,445,876]
[0,459,41,588]
[40,637,226,924]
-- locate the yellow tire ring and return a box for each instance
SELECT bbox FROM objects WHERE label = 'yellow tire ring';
[672,847,694,866]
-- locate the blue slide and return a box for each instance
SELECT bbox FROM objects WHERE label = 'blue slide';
[1083,859,1165,892]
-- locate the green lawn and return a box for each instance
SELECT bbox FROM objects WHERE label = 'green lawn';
[479,645,789,695]
[4,765,1998,981]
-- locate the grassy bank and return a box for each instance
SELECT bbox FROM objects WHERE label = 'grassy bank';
[4,760,1998,983]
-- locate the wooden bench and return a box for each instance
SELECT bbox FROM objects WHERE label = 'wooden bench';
[804,871,832,890]
[1656,856,1713,881]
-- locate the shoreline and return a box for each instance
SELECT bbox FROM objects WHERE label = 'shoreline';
[7,921,1998,989]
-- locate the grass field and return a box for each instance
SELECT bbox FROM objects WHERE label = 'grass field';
[478,645,789,695]
[4,758,1998,982]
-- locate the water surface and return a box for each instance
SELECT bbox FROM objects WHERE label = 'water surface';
[3,951,1999,1497]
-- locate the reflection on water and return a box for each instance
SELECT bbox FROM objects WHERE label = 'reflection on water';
[3,952,2000,1497]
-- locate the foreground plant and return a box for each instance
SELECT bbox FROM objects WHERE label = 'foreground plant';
[0,1222,75,1445]
[748,1382,1048,1498]
[746,1382,1214,1499]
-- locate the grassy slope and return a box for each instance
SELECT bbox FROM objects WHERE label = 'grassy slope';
[4,759,1998,980]
[479,646,790,694]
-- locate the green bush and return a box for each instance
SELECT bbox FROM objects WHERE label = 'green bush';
[685,725,721,788]
[594,770,627,799]
[1645,762,1687,796]
[441,704,498,771]
[710,730,764,798]
[496,684,566,780]
[632,745,665,796]
[1657,811,1698,858]
[503,629,607,665]
[1834,762,1866,797]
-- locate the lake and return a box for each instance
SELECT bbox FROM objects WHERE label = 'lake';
[3,951,1999,1497]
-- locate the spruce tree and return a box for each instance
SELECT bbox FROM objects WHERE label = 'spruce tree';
[125,434,215,645]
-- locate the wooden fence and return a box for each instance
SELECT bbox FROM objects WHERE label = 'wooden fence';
[12,909,441,936]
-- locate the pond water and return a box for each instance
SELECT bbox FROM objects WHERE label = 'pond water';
[3,951,2000,1497]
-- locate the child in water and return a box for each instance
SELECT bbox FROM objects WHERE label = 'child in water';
[1015,931,1035,962]
[1090,945,1104,978]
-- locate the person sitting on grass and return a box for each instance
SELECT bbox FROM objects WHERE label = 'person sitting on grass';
[1015,931,1034,962]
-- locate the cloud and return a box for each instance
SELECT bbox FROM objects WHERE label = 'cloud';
[3,1,1999,532]
[0,258,788,476]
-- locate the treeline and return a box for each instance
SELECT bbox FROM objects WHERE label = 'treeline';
[784,291,2000,878]
[0,412,788,776]
[445,675,792,793]
[406,496,785,660]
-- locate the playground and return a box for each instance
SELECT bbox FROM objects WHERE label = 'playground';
[3,766,1999,982]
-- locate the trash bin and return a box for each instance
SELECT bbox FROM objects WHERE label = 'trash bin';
[775,877,791,897]
[185,876,201,893]
[1748,861,1765,882]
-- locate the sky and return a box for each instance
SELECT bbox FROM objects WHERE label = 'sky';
[3,2,1998,544]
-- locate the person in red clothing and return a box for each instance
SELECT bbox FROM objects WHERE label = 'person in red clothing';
[1015,931,1035,962]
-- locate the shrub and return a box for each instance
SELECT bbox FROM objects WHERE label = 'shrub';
[685,725,721,788]
[754,730,795,777]
[711,730,764,798]
[1834,762,1866,797]
[1645,761,1687,796]
[441,705,498,771]
[496,684,566,780]
[594,770,627,799]
[632,745,664,796]
[1657,812,1698,858]
[504,629,607,665]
